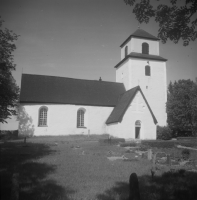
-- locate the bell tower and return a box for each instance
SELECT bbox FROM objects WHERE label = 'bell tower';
[115,29,167,126]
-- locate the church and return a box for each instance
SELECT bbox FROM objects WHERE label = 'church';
[18,29,167,139]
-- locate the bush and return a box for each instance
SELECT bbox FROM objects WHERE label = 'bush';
[177,130,193,137]
[0,130,18,140]
[157,126,172,140]
[181,149,190,160]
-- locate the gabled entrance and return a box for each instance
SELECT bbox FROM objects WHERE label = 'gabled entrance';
[135,120,141,139]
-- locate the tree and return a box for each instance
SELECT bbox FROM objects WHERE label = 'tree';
[0,17,20,123]
[124,0,197,46]
[166,79,197,136]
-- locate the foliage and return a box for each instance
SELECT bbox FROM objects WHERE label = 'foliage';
[181,149,190,160]
[124,0,197,46]
[1,137,197,200]
[120,142,138,147]
[157,125,172,140]
[0,130,18,140]
[167,79,197,136]
[17,106,35,137]
[0,17,20,123]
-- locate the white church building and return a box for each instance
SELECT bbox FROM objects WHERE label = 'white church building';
[18,29,167,139]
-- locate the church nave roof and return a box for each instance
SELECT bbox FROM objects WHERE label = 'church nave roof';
[20,74,126,107]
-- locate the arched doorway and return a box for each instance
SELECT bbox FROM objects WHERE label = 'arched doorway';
[135,120,141,139]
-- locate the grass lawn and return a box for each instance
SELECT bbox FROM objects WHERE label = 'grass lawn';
[0,135,197,200]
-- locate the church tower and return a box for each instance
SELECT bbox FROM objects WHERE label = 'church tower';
[115,29,167,126]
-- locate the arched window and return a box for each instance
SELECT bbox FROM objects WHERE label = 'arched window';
[77,109,85,127]
[145,65,151,76]
[142,43,149,54]
[135,120,141,139]
[135,120,141,127]
[125,46,128,57]
[38,106,48,126]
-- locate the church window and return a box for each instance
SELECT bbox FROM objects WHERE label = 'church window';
[135,120,141,139]
[77,109,85,127]
[38,106,48,126]
[145,65,151,76]
[125,46,128,57]
[135,120,141,126]
[142,43,149,54]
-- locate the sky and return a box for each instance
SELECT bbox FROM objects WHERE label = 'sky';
[0,0,197,130]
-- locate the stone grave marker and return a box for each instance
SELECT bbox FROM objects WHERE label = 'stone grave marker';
[129,173,141,200]
[11,173,19,200]
[148,149,152,160]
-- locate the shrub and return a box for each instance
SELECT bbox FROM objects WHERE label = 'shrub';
[0,130,18,140]
[181,149,190,160]
[177,130,193,137]
[157,126,172,140]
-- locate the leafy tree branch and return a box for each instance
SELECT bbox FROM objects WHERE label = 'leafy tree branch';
[124,0,197,46]
[0,17,20,123]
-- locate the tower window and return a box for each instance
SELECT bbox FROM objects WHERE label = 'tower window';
[142,43,149,54]
[125,46,128,57]
[145,65,151,76]
[38,106,48,126]
[77,109,85,127]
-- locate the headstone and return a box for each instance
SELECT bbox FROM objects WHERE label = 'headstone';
[152,153,156,167]
[166,154,171,165]
[141,153,144,158]
[108,135,111,145]
[151,153,156,179]
[148,149,152,160]
[10,173,19,200]
[129,173,141,200]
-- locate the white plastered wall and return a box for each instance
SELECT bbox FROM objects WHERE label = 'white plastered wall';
[116,59,131,90]
[18,104,113,136]
[107,91,156,139]
[116,58,167,126]
[121,38,159,60]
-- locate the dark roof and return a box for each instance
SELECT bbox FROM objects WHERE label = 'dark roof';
[106,86,157,124]
[20,74,126,106]
[120,29,160,47]
[114,52,167,68]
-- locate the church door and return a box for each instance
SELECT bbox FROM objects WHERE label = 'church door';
[135,120,141,139]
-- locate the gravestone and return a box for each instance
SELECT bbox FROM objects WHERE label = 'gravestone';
[108,135,111,145]
[129,173,141,200]
[10,173,19,200]
[151,153,156,179]
[148,149,152,160]
[166,154,171,165]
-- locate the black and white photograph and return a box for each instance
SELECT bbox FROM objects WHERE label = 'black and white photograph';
[0,0,197,199]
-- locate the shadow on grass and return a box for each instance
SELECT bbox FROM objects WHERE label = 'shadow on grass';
[96,171,197,200]
[0,141,75,200]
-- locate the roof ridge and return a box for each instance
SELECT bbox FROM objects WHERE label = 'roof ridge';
[106,85,157,125]
[131,29,158,38]
[125,85,140,93]
[22,73,122,84]
[114,53,167,68]
[120,29,159,47]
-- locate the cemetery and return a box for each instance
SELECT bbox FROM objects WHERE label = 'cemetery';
[0,135,197,200]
